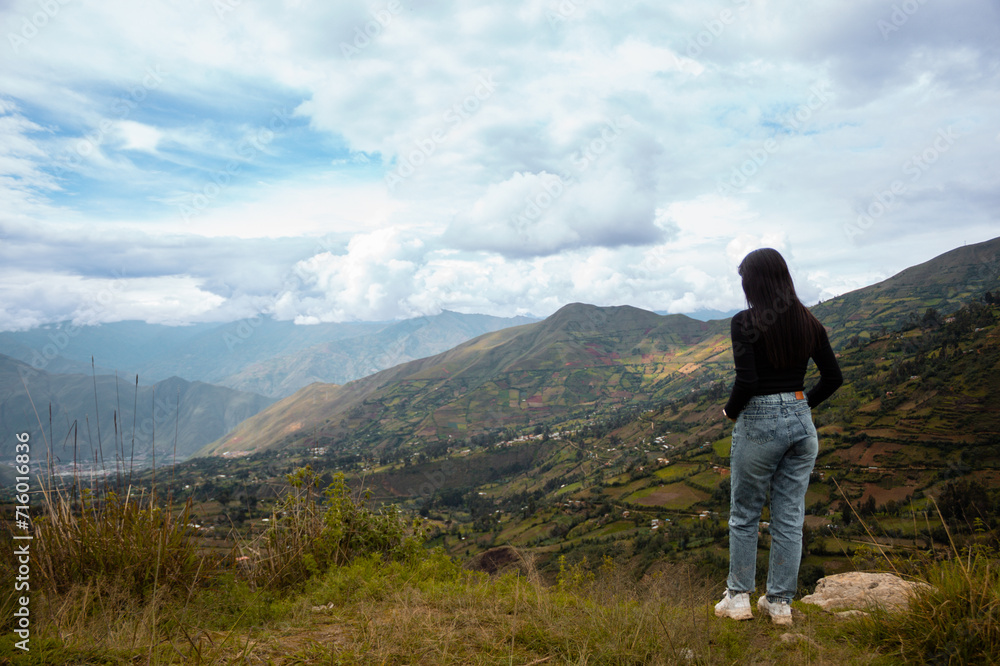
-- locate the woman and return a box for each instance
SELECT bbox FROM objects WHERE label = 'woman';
[715,248,842,626]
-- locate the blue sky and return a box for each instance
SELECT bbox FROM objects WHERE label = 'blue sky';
[1,0,998,330]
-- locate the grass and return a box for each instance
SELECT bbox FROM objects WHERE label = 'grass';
[849,548,1000,665]
[4,459,999,665]
[654,464,696,481]
[5,544,913,665]
[628,482,708,510]
[31,487,207,599]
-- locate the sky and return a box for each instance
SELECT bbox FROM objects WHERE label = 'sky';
[1,0,998,331]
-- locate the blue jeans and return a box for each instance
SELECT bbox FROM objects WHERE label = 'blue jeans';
[727,392,818,601]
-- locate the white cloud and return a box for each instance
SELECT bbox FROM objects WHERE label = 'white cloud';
[444,162,665,257]
[116,121,162,153]
[275,227,426,322]
[0,269,225,330]
[0,0,998,329]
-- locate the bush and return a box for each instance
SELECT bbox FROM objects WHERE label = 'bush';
[238,466,425,590]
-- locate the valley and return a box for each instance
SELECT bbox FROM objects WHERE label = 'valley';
[156,243,1000,586]
[5,238,1000,580]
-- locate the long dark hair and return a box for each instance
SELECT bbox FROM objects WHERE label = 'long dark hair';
[738,248,826,368]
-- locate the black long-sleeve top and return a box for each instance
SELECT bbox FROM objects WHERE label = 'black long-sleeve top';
[723,309,843,419]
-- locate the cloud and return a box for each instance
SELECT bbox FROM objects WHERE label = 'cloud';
[0,0,998,330]
[0,268,225,330]
[115,121,163,153]
[275,227,426,323]
[443,161,667,258]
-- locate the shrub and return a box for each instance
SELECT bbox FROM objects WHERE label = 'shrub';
[238,466,425,590]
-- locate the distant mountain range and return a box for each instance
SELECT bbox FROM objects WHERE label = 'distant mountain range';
[0,311,537,399]
[218,311,540,398]
[198,236,1000,462]
[5,236,997,473]
[0,355,274,466]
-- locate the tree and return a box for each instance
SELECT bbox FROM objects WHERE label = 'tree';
[938,479,994,529]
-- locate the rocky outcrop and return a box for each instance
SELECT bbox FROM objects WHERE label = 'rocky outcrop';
[801,572,933,612]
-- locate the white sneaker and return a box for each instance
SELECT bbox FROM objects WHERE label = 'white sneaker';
[714,590,753,620]
[757,595,793,625]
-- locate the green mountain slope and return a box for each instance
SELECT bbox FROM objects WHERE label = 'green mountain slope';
[200,236,999,466]
[197,305,731,458]
[813,235,1000,347]
[346,298,1000,568]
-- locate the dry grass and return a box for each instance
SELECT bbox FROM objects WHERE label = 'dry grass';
[31,486,209,599]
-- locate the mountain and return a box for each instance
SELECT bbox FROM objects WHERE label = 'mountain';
[0,355,274,466]
[659,308,740,322]
[197,305,731,458]
[0,320,222,379]
[0,311,536,398]
[169,291,1000,581]
[198,236,1000,462]
[812,236,1000,347]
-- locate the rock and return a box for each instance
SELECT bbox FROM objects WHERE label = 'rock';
[464,545,529,576]
[779,633,820,648]
[801,572,932,612]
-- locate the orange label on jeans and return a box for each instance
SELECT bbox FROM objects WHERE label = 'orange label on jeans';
[795,391,805,400]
